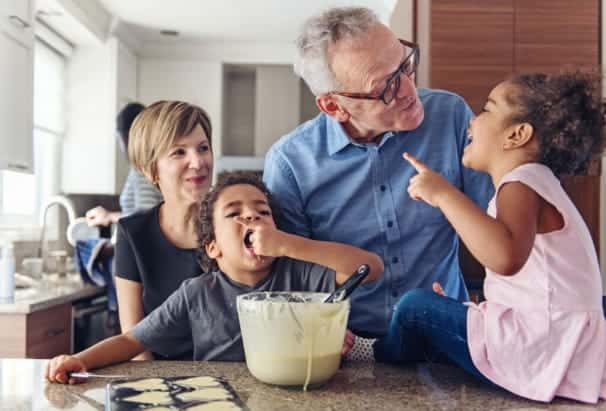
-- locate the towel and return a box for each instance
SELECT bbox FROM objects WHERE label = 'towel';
[75,238,117,311]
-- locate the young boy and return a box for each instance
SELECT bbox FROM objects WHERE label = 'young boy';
[46,171,384,384]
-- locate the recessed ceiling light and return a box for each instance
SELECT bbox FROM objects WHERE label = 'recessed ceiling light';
[160,29,179,37]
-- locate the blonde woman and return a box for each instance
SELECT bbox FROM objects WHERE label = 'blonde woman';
[114,101,213,360]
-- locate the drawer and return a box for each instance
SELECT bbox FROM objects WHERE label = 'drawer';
[26,303,72,358]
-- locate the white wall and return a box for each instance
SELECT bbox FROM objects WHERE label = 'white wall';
[62,41,116,194]
[138,59,224,157]
[389,0,414,41]
[137,40,300,162]
[254,66,300,156]
[139,41,295,64]
[114,41,138,190]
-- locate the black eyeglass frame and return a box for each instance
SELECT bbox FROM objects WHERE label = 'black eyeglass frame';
[328,39,420,105]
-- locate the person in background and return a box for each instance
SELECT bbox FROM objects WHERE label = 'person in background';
[85,102,163,227]
[374,71,606,403]
[263,7,493,337]
[44,171,383,381]
[113,101,213,360]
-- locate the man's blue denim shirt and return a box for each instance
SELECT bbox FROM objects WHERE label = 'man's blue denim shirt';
[263,88,494,336]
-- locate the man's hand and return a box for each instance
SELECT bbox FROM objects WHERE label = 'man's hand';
[403,152,455,208]
[85,206,112,227]
[234,217,287,257]
[432,282,446,296]
[45,355,87,385]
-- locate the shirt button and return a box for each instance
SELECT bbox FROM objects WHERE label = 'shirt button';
[380,185,386,192]
[392,257,399,264]
[387,220,393,228]
[392,290,399,298]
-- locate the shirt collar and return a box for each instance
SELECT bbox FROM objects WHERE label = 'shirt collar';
[326,115,399,155]
[326,115,354,156]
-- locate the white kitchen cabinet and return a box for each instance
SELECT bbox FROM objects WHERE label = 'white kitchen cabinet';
[62,37,135,194]
[0,0,33,48]
[0,0,33,173]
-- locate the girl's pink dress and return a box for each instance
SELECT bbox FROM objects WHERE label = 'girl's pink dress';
[466,163,606,403]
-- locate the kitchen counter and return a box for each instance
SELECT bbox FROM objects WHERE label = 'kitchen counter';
[4,358,604,410]
[0,274,104,314]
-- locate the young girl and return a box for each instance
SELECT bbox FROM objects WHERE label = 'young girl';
[374,71,606,403]
[46,171,383,384]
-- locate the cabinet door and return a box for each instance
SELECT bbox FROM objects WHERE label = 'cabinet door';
[0,303,71,358]
[0,0,32,48]
[515,0,599,74]
[0,30,34,172]
[430,0,514,113]
[515,0,601,254]
[26,303,72,358]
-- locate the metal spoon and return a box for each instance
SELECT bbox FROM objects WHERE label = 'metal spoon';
[324,264,370,303]
[68,372,127,379]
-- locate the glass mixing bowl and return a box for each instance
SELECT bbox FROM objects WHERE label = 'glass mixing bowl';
[237,291,350,389]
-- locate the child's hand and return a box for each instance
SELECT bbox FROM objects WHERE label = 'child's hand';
[342,329,355,356]
[432,282,446,296]
[45,355,87,384]
[403,152,454,208]
[235,217,286,257]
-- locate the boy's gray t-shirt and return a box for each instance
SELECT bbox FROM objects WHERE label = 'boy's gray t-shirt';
[131,257,336,361]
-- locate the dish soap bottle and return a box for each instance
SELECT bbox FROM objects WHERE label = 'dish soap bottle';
[0,241,15,303]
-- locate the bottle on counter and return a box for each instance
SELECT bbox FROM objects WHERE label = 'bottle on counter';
[0,241,15,303]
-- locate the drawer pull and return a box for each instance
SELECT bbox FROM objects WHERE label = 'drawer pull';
[8,15,30,29]
[46,328,65,337]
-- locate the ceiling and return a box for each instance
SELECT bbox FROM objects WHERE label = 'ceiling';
[97,0,396,43]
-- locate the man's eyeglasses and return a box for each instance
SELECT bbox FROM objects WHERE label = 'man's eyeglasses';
[328,39,420,105]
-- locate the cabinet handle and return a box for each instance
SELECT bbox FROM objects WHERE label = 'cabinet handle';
[7,162,28,171]
[46,328,65,337]
[8,15,30,29]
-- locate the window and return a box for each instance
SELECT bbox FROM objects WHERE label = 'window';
[0,37,68,231]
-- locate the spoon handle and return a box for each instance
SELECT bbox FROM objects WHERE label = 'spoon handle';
[324,264,369,303]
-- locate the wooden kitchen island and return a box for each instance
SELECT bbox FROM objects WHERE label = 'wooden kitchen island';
[3,358,604,410]
[0,276,106,358]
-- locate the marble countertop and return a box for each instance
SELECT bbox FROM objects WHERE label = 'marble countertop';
[0,275,105,314]
[4,358,605,411]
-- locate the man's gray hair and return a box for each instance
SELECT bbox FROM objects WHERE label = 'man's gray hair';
[294,7,380,96]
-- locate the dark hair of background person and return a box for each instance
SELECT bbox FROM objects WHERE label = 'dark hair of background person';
[116,102,146,149]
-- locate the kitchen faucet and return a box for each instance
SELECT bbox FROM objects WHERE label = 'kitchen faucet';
[38,195,77,271]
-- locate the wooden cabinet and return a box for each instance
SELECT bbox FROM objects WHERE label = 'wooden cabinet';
[431,0,514,113]
[0,303,71,358]
[0,0,33,173]
[430,0,599,112]
[515,1,599,74]
[0,0,33,48]
[427,0,601,284]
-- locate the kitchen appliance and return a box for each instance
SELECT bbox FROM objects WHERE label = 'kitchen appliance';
[72,294,120,352]
[237,291,349,390]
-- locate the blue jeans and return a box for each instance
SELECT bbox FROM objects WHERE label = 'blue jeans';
[374,288,492,385]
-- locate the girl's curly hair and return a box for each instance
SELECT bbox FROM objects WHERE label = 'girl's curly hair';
[505,71,605,176]
[196,170,281,273]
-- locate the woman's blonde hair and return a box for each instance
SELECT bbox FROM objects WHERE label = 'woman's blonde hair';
[128,101,212,181]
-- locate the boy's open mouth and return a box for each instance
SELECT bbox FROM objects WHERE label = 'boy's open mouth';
[243,230,254,248]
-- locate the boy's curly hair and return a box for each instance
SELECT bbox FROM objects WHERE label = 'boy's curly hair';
[506,71,605,176]
[196,170,281,273]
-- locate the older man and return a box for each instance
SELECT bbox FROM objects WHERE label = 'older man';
[263,7,493,336]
